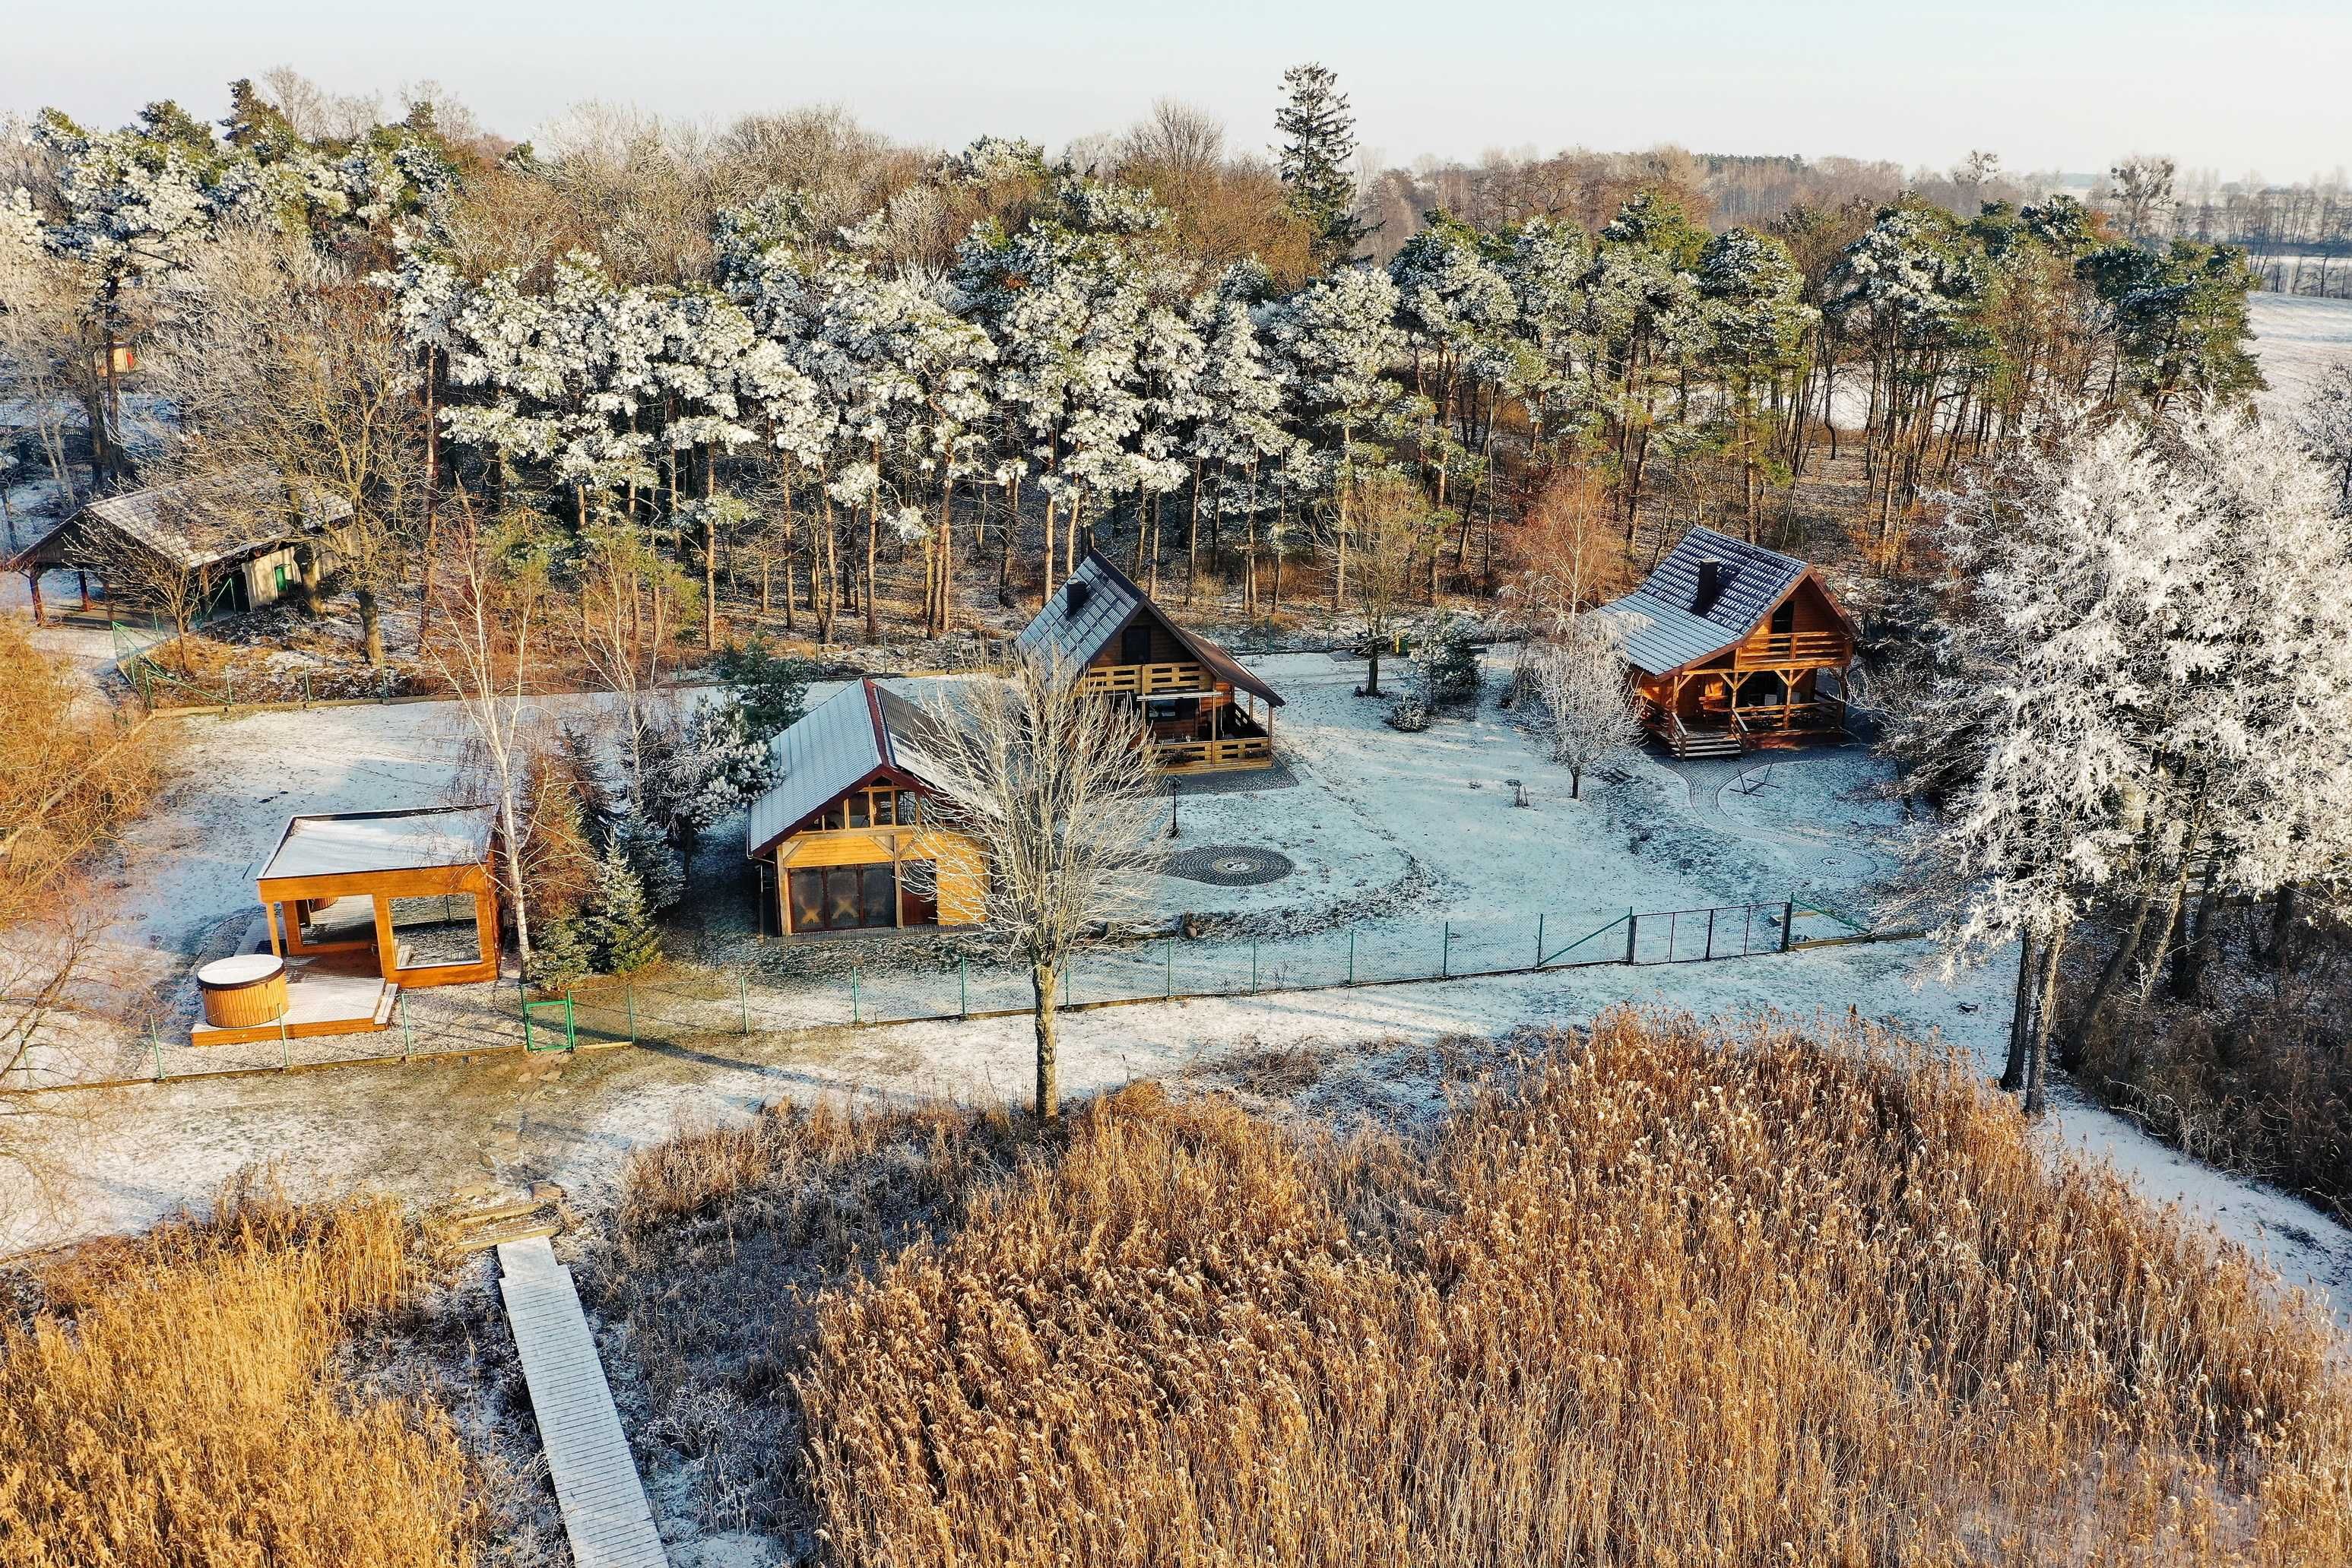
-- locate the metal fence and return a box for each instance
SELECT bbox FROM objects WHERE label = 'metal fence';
[14,896,1891,1092]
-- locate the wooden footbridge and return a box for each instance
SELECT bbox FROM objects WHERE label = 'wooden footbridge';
[494,1234,668,1567]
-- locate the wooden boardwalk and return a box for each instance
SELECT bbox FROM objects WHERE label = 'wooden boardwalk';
[496,1237,668,1568]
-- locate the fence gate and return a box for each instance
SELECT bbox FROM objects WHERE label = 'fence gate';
[523,996,576,1052]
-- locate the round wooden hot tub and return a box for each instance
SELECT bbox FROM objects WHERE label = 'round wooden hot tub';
[197,954,288,1029]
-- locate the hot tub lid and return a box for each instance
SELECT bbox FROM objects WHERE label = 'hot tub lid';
[198,953,287,988]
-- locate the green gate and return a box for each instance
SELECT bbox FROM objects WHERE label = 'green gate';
[522,996,576,1052]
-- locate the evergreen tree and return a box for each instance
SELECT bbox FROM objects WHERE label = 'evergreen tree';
[526,914,596,990]
[582,840,663,974]
[1273,63,1371,270]
[609,804,684,914]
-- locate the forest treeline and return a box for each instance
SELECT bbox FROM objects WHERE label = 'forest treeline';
[2,65,2268,664]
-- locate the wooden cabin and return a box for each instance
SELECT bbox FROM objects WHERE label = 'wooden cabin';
[1597,527,1859,759]
[195,805,502,1046]
[1015,550,1284,773]
[5,464,351,626]
[743,679,986,937]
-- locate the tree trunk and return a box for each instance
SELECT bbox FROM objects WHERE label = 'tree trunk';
[355,584,385,668]
[2022,925,2068,1116]
[2169,860,2218,1003]
[2062,873,2160,1069]
[1364,640,1382,698]
[704,505,720,648]
[2002,931,2040,1091]
[1030,961,1060,1119]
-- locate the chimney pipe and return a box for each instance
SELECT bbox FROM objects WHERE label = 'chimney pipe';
[1694,557,1723,614]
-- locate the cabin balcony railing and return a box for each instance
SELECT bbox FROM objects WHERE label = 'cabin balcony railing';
[1732,632,1847,668]
[1147,735,1272,770]
[1080,660,1210,695]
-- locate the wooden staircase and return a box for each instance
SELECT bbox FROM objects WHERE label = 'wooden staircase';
[1665,714,1745,759]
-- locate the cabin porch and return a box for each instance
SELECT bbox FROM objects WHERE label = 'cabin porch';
[1084,662,1277,772]
[1638,665,1850,759]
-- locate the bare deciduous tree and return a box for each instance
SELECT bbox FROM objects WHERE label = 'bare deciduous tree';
[908,657,1159,1118]
[1349,471,1436,698]
[420,494,550,978]
[1531,613,1644,799]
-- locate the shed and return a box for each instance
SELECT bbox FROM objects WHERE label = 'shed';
[254,805,502,987]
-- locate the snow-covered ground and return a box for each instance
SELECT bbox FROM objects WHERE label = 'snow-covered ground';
[2247,290,2352,409]
[10,650,2350,1331]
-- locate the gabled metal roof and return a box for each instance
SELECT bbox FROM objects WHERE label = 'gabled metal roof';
[1012,550,1283,706]
[1596,526,1847,678]
[743,679,953,860]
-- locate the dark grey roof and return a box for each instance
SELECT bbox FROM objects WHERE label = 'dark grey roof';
[14,464,353,571]
[1596,527,1837,678]
[1013,550,1282,706]
[743,679,950,858]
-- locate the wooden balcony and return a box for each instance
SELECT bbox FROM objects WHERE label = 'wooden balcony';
[1732,632,1848,669]
[1147,734,1273,772]
[1079,660,1212,695]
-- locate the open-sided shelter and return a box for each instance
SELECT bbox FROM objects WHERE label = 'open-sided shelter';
[1597,527,1859,758]
[253,805,502,986]
[1014,549,1283,773]
[743,679,986,937]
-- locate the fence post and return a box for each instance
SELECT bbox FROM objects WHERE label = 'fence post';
[1781,899,1796,953]
[223,668,234,708]
[1064,964,1072,1009]
[960,958,969,1018]
[739,973,750,1034]
[151,1024,165,1082]
[1165,941,1173,999]
[851,966,861,1025]
[1535,912,1545,969]
[301,670,312,708]
[279,1008,290,1071]
[401,993,412,1060]
[626,983,636,1044]
[1348,929,1356,986]
[1705,907,1716,961]
[1441,921,1450,979]
[1250,941,1259,994]
[1625,909,1637,964]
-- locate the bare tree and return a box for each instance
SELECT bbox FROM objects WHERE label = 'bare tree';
[2106,154,2177,242]
[1349,472,1436,698]
[148,225,424,666]
[74,524,219,670]
[909,657,1160,1119]
[420,494,551,978]
[1531,613,1644,799]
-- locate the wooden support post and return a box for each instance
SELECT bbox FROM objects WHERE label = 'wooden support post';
[371,895,398,984]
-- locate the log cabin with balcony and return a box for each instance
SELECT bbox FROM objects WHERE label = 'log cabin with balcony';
[1597,527,1859,759]
[743,679,987,937]
[1014,550,1284,773]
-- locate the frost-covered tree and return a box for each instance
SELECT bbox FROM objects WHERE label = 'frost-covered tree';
[2290,358,2352,510]
[1531,613,1643,798]
[1586,193,1710,532]
[1697,227,1815,537]
[582,838,661,974]
[1264,265,1406,606]
[1389,211,1520,572]
[1187,287,1289,607]
[1900,404,2352,1111]
[1273,63,1368,269]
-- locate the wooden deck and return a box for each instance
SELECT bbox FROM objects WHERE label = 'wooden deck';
[189,952,398,1047]
[496,1237,668,1568]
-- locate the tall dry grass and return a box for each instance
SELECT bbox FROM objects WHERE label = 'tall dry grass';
[0,1170,484,1568]
[793,1012,2352,1566]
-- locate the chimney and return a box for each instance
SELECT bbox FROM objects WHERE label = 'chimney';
[1693,557,1724,615]
[1067,579,1092,614]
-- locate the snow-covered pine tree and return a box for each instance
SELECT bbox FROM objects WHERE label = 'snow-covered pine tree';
[582,839,662,974]
[608,804,684,914]
[1273,63,1370,269]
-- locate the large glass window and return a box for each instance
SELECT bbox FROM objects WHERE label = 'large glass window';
[789,862,906,932]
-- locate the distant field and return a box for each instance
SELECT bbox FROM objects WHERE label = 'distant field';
[2249,291,2352,407]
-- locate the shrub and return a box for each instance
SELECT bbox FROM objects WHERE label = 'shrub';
[791,1013,2352,1567]
[0,1172,483,1567]
[1415,611,1483,706]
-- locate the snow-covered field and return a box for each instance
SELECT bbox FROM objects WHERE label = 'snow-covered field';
[11,650,2350,1329]
[2248,290,2352,408]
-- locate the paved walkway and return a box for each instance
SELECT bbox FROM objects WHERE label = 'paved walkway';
[496,1237,667,1568]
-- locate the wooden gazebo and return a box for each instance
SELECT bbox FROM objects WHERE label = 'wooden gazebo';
[1598,528,1859,759]
[193,806,502,1047]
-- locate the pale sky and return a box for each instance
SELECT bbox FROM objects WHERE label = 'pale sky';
[6,1,2347,184]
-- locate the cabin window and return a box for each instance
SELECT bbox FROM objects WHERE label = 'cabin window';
[846,793,870,828]
[1770,600,1796,636]
[1145,697,1199,722]
[895,790,921,825]
[1121,624,1153,664]
[870,790,896,826]
[790,865,901,933]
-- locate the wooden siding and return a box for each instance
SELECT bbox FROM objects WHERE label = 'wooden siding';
[256,862,500,988]
[773,825,984,931]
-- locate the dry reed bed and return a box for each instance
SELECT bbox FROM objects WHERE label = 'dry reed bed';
[773,1012,2352,1566]
[0,1171,485,1568]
